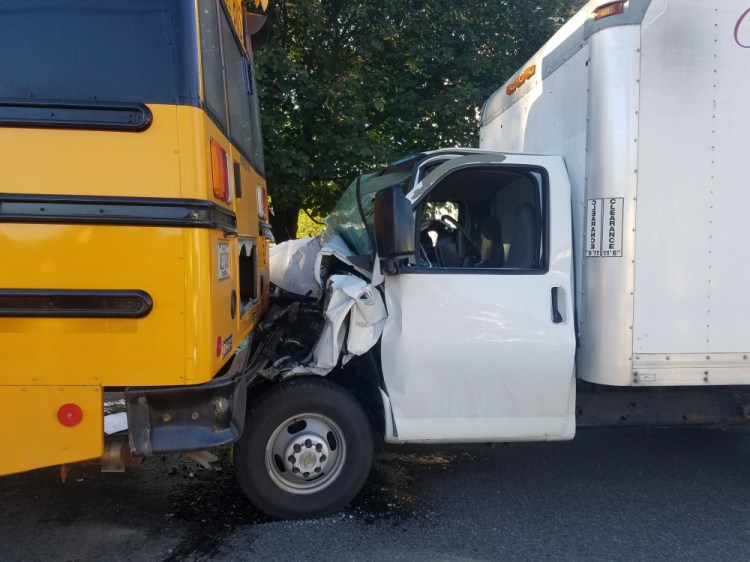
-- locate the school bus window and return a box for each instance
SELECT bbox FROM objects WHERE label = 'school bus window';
[220,10,255,162]
[247,63,266,175]
[1,1,182,105]
[198,0,228,129]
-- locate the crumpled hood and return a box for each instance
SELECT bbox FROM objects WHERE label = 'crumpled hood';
[264,236,387,377]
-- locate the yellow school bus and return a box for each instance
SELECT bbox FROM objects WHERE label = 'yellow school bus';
[0,0,270,475]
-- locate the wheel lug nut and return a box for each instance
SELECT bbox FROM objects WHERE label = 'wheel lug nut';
[320,455,326,461]
[292,467,300,474]
[288,455,295,463]
[303,472,310,478]
[304,439,312,448]
[293,444,301,452]
[314,467,321,473]
[315,444,322,452]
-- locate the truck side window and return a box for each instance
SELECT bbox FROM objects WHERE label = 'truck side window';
[416,167,545,271]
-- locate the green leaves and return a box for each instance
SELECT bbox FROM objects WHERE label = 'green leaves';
[251,0,573,240]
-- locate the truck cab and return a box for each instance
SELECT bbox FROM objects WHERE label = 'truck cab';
[335,150,578,443]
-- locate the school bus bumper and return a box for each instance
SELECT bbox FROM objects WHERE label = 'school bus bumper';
[125,346,251,456]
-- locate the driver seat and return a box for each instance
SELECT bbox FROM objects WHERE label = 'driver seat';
[476,216,504,268]
[505,204,540,268]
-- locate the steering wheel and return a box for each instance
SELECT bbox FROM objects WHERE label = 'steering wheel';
[438,215,481,263]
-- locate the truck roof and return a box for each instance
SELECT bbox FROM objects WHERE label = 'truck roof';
[481,0,653,128]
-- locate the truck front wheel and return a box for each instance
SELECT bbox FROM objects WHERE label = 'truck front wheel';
[234,378,374,519]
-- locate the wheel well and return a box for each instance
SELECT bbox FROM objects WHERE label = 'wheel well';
[246,350,385,436]
[328,351,385,436]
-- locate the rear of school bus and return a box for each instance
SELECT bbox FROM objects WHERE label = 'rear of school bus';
[0,0,271,475]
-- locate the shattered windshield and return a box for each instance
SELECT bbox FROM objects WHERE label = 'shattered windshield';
[324,155,423,257]
[324,172,378,257]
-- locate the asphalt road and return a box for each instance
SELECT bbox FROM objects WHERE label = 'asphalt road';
[2,427,749,561]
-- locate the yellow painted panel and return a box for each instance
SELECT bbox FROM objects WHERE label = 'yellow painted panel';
[0,105,181,199]
[174,105,208,201]
[0,224,188,386]
[174,105,264,236]
[211,231,243,376]
[174,105,233,203]
[0,106,267,388]
[175,107,267,356]
[0,385,102,476]
[182,228,244,383]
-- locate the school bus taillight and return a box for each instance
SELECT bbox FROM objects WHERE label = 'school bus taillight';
[210,139,233,202]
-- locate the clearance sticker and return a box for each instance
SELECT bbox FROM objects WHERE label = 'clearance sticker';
[586,198,623,257]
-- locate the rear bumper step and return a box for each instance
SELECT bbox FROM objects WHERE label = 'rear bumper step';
[125,345,251,455]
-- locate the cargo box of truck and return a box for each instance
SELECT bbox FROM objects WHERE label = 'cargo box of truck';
[480,0,750,387]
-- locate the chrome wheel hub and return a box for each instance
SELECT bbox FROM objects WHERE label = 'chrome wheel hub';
[284,434,331,480]
[265,413,346,495]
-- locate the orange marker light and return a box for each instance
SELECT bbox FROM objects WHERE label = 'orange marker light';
[505,64,536,96]
[210,140,231,202]
[57,403,83,427]
[594,1,624,21]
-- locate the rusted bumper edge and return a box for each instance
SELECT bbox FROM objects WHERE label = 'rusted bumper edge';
[125,344,251,456]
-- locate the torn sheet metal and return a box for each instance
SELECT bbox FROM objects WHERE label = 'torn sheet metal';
[269,236,323,298]
[262,275,387,378]
[315,234,373,286]
[262,234,386,379]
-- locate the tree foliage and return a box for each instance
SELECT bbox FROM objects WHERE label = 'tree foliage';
[253,0,573,240]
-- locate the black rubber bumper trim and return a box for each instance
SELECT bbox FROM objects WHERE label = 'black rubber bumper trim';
[0,289,153,318]
[0,194,237,234]
[125,345,251,455]
[0,99,153,131]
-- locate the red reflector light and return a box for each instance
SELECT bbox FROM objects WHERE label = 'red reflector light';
[594,1,624,21]
[210,139,231,202]
[57,403,83,427]
[216,336,223,357]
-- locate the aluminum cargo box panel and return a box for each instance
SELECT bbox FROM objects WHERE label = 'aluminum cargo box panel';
[702,3,750,353]
[632,0,750,356]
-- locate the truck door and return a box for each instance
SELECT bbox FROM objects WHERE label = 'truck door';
[380,154,577,442]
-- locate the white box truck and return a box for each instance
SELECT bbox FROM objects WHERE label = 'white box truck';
[229,0,750,518]
[480,0,750,391]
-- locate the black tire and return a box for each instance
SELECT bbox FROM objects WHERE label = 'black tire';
[234,378,374,519]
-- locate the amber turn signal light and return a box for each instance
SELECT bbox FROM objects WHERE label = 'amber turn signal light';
[594,1,624,21]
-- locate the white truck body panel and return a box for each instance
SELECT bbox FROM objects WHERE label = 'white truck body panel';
[480,0,750,386]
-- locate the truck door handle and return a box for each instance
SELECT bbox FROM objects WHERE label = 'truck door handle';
[551,286,567,324]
